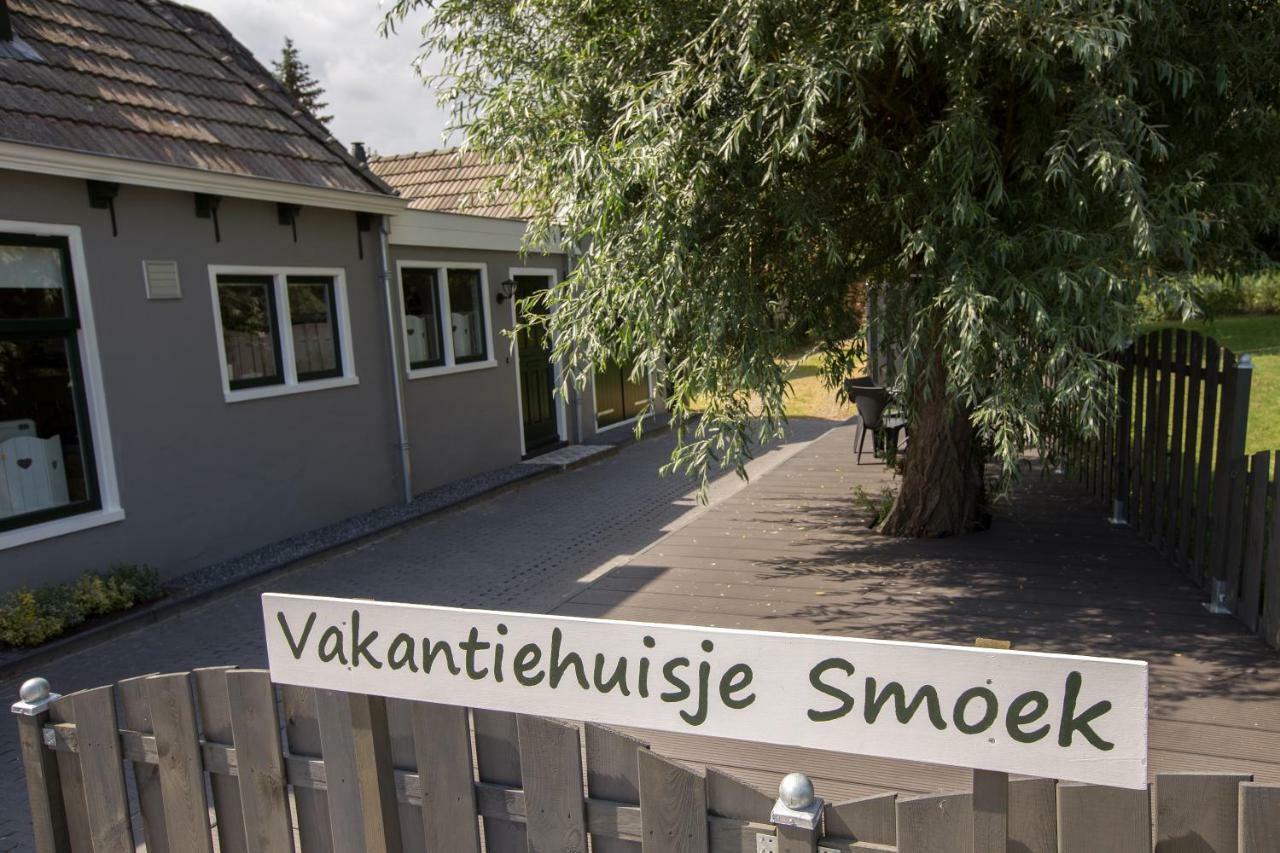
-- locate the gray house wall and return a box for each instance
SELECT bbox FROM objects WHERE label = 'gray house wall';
[0,169,402,589]
[387,244,570,494]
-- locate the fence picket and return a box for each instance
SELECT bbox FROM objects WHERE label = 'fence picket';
[1176,332,1204,572]
[1155,772,1250,853]
[46,693,91,852]
[72,685,135,853]
[586,724,647,853]
[193,666,250,853]
[1057,783,1149,853]
[517,715,588,853]
[281,685,335,853]
[412,701,481,853]
[474,709,528,852]
[1193,339,1222,582]
[1239,782,1280,852]
[226,669,294,853]
[1142,333,1162,538]
[382,698,427,852]
[315,688,403,853]
[638,748,708,853]
[823,793,897,848]
[1008,777,1056,853]
[146,673,215,853]
[117,674,168,853]
[1152,328,1173,546]
[1164,329,1188,555]
[895,792,972,853]
[1238,451,1271,631]
[1132,336,1149,530]
[1263,454,1280,650]
[13,694,68,853]
[1223,455,1249,605]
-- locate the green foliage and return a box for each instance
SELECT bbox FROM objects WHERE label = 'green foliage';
[272,37,332,127]
[383,0,1280,493]
[853,485,897,525]
[0,565,163,648]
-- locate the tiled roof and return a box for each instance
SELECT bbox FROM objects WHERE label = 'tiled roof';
[0,0,393,196]
[369,148,520,219]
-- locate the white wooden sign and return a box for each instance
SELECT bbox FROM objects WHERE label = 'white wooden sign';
[263,593,1149,788]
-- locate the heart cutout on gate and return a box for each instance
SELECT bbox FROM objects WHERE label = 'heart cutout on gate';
[17,458,32,469]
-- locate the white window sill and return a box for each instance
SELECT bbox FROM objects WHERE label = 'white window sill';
[407,359,498,380]
[0,507,126,552]
[224,375,359,403]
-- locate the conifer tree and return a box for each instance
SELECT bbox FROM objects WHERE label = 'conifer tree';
[271,37,332,127]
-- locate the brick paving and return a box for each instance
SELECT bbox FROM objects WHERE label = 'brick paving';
[0,421,835,852]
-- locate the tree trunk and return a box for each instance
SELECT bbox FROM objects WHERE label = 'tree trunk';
[877,351,985,537]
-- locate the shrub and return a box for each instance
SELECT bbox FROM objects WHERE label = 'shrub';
[1141,271,1280,322]
[0,565,163,648]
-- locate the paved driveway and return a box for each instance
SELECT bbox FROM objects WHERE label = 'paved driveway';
[0,421,837,852]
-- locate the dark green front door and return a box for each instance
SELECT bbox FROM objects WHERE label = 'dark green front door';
[516,275,559,452]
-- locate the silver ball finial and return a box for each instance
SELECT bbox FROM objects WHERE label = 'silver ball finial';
[19,677,50,704]
[778,772,814,810]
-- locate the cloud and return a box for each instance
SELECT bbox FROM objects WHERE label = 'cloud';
[183,0,454,155]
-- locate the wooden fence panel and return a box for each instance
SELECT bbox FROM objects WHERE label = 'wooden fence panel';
[226,669,294,853]
[1264,454,1280,649]
[473,709,528,852]
[194,666,250,853]
[823,792,896,849]
[1142,333,1162,538]
[638,748,708,853]
[1223,456,1249,605]
[71,685,134,853]
[1008,777,1056,853]
[117,674,168,853]
[518,715,588,853]
[146,672,215,853]
[1177,332,1205,572]
[1238,782,1280,852]
[896,792,971,853]
[586,723,647,853]
[1057,783,1150,853]
[1132,335,1149,531]
[1155,772,1250,853]
[281,684,335,853]
[412,701,481,853]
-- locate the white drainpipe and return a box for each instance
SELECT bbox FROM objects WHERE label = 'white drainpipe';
[377,214,413,503]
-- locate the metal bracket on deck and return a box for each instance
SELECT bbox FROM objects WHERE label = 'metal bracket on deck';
[755,833,776,853]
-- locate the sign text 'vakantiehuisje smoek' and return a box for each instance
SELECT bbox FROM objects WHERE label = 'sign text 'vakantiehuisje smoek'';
[263,594,1148,787]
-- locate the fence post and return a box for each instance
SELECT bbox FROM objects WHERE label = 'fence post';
[11,677,69,853]
[1207,352,1253,612]
[1111,342,1134,526]
[771,772,824,853]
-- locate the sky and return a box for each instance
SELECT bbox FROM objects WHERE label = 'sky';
[183,0,454,156]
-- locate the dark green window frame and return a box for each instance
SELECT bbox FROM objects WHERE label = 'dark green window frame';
[0,233,102,533]
[287,275,344,381]
[216,274,284,391]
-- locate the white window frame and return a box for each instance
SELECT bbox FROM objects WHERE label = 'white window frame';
[0,219,124,551]
[208,266,358,403]
[395,260,497,379]
[508,266,567,454]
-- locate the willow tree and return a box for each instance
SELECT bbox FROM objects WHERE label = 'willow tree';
[384,0,1280,536]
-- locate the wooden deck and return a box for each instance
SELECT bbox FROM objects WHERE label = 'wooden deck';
[553,423,1280,801]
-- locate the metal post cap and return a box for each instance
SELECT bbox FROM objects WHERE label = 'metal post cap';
[19,678,49,703]
[778,772,814,809]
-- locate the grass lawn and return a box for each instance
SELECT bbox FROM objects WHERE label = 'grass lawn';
[1146,314,1280,453]
[782,351,857,420]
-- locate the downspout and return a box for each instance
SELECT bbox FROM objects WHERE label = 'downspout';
[377,214,413,503]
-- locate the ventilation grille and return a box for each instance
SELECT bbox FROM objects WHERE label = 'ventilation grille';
[143,260,181,300]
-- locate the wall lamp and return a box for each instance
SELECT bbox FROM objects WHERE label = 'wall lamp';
[496,278,517,304]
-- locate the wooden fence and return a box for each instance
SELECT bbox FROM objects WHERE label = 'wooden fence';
[12,668,1280,852]
[1065,329,1280,649]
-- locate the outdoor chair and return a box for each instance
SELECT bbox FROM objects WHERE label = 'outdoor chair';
[847,381,907,464]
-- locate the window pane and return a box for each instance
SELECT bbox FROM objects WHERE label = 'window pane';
[288,277,341,380]
[0,242,68,320]
[447,268,487,362]
[217,276,281,388]
[0,334,95,524]
[402,268,444,368]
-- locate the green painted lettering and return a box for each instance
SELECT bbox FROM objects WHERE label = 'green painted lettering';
[1058,671,1114,751]
[1006,691,1050,743]
[808,658,855,722]
[864,678,947,730]
[277,610,316,660]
